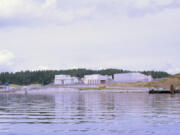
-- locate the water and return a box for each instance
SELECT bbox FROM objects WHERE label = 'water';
[0,91,180,135]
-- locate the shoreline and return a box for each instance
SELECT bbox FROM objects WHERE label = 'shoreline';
[0,85,150,94]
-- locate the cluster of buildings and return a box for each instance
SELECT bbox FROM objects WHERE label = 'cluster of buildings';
[54,73,153,85]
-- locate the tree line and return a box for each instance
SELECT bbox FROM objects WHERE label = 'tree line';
[0,69,170,85]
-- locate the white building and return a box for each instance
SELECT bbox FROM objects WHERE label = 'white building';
[114,73,152,83]
[83,74,112,85]
[54,75,79,85]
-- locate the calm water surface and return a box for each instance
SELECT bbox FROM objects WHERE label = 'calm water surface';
[0,91,180,135]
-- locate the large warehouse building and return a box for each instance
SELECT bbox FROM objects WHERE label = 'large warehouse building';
[114,73,152,83]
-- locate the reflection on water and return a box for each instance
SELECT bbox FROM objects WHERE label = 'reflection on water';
[0,92,180,135]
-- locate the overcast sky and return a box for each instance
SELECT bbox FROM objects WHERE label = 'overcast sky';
[0,0,180,74]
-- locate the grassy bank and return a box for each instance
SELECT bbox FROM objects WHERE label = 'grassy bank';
[0,84,42,89]
[78,87,106,90]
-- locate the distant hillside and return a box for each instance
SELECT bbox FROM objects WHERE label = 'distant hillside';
[0,69,170,85]
[110,74,180,89]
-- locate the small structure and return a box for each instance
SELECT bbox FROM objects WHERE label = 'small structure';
[82,74,112,85]
[54,75,79,85]
[114,73,152,83]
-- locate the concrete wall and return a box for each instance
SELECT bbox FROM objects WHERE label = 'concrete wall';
[54,79,73,85]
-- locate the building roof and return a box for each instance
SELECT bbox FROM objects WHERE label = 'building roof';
[84,74,111,80]
[55,75,72,80]
[114,72,151,77]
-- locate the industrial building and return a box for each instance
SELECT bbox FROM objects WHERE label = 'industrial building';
[114,73,152,83]
[54,75,79,85]
[82,74,112,85]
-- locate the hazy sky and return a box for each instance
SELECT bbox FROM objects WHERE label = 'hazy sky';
[0,0,180,74]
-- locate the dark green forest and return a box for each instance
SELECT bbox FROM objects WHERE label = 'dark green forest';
[0,69,170,85]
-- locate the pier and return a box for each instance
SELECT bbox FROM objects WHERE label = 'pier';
[149,85,180,94]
